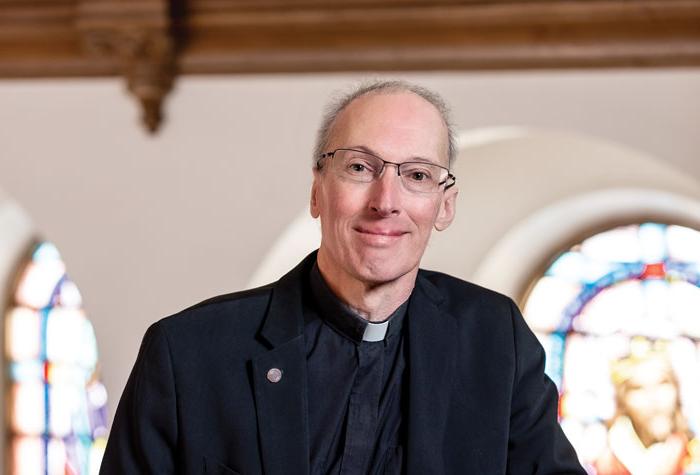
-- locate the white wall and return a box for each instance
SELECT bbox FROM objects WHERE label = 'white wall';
[1,69,699,424]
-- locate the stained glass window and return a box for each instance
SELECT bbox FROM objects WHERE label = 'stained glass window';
[6,242,108,475]
[523,223,700,474]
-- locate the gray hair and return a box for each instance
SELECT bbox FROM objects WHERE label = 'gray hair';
[314,80,457,169]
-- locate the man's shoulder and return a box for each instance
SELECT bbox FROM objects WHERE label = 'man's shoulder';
[418,268,515,315]
[186,283,276,313]
[155,282,276,337]
[152,253,316,341]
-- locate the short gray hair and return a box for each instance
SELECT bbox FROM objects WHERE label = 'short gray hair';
[314,80,457,169]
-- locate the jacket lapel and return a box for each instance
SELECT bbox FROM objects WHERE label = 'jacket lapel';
[406,273,459,474]
[251,254,315,475]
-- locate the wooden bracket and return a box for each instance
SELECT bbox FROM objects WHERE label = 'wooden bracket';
[77,0,175,133]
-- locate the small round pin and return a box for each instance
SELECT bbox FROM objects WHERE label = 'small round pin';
[266,367,283,383]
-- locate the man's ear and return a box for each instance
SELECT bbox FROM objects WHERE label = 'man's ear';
[310,172,321,219]
[434,186,458,231]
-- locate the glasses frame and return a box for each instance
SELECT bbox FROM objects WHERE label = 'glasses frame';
[317,148,456,192]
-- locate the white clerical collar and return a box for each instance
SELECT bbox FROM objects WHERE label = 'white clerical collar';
[362,320,390,342]
[309,261,408,344]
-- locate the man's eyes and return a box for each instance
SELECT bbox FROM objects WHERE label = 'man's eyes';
[339,156,441,184]
[346,160,375,173]
[403,166,435,182]
[408,171,428,181]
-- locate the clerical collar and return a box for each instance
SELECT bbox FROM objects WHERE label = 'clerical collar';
[309,262,408,344]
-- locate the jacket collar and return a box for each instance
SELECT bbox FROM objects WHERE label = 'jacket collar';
[258,251,317,348]
[251,252,316,475]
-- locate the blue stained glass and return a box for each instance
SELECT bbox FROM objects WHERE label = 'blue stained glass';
[547,252,585,279]
[11,361,43,382]
[7,241,109,474]
[667,261,700,286]
[32,242,62,262]
[547,251,620,285]
[523,223,700,474]
[540,332,566,391]
[558,262,646,333]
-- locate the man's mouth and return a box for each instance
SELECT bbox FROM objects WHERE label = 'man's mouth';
[354,226,407,237]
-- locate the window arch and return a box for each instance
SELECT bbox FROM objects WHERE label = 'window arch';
[5,241,108,475]
[523,223,700,474]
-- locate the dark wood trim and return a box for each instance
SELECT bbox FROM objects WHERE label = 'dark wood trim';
[2,0,699,131]
[2,0,699,76]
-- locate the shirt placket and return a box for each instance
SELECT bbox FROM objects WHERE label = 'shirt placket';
[339,341,384,474]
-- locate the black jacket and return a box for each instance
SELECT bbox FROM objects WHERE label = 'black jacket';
[101,252,585,474]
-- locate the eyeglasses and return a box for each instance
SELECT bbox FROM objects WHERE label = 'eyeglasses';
[317,148,456,194]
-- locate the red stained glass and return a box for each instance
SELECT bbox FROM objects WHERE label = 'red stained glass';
[641,262,666,280]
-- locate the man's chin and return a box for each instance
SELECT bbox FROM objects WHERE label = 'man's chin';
[352,260,419,287]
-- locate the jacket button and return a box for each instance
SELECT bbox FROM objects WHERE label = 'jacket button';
[266,367,283,383]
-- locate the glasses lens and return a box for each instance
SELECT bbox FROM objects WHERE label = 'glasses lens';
[332,149,382,183]
[399,162,448,193]
[327,149,451,193]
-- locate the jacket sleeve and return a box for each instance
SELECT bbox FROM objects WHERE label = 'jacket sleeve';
[100,322,178,474]
[506,300,586,475]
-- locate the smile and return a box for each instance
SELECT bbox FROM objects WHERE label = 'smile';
[353,227,408,247]
[354,226,407,237]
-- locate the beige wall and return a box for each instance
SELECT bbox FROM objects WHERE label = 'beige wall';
[1,70,699,425]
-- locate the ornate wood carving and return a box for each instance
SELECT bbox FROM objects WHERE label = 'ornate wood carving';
[1,0,700,132]
[77,1,176,132]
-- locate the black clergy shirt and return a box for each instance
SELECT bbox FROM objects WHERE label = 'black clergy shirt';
[305,263,409,475]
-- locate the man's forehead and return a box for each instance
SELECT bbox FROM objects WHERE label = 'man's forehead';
[327,91,449,161]
[340,90,443,123]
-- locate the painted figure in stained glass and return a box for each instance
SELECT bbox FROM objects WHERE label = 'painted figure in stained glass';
[523,223,700,475]
[594,339,696,474]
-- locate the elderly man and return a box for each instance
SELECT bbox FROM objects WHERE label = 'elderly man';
[101,81,585,474]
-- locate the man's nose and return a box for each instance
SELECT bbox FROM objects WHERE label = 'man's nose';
[369,164,402,217]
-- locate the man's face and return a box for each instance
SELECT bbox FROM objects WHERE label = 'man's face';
[311,91,457,286]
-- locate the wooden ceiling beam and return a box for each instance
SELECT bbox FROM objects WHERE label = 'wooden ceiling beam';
[1,0,699,132]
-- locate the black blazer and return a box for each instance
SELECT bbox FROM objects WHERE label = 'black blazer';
[101,252,585,474]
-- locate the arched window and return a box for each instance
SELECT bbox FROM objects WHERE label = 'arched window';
[523,223,700,474]
[6,242,108,475]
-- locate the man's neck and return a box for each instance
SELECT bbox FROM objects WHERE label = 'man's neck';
[316,250,416,322]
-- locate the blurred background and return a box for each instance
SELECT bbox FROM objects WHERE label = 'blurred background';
[1,1,700,473]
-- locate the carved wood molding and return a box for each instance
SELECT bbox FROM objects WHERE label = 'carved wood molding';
[77,1,175,132]
[1,0,700,132]
[178,0,700,71]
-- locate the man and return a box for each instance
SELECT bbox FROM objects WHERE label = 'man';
[101,81,585,474]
